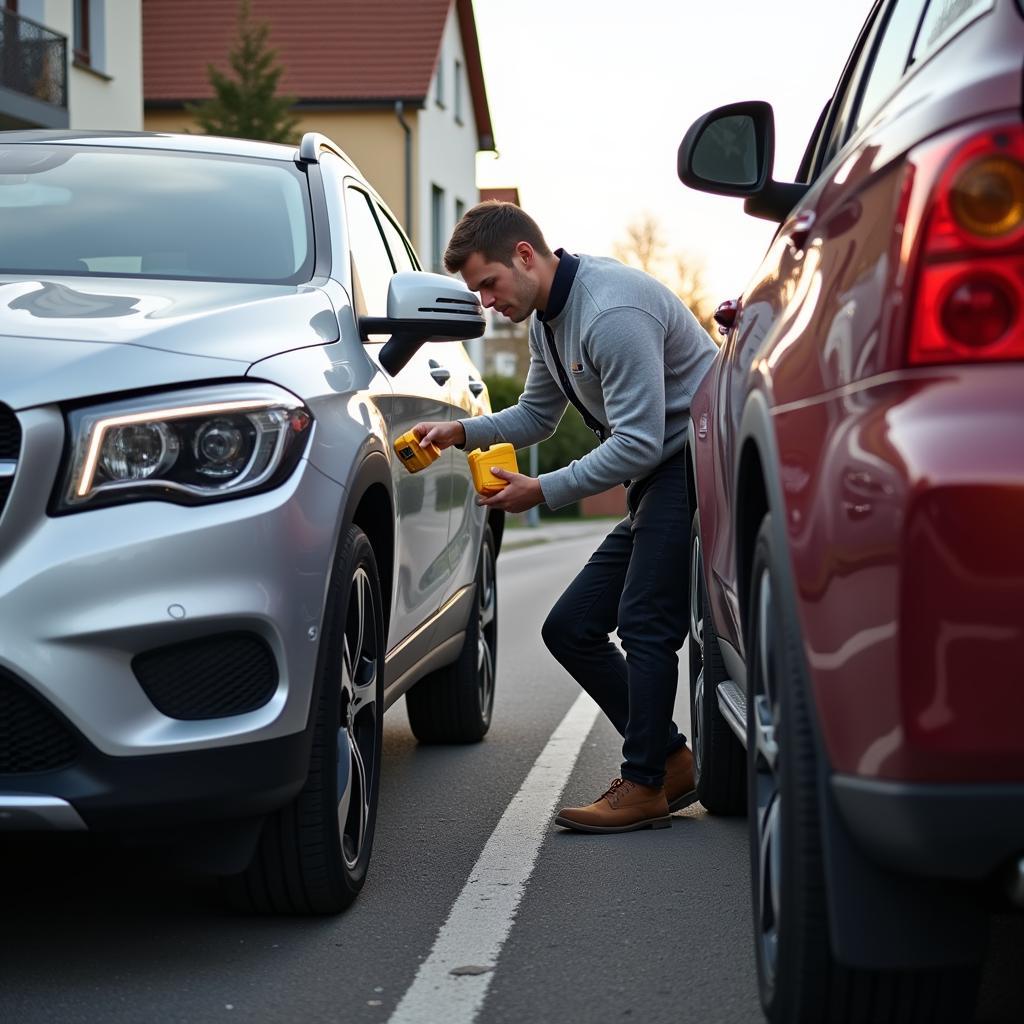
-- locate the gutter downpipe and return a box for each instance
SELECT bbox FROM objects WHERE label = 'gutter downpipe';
[394,100,413,235]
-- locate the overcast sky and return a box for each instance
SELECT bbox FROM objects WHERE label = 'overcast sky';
[473,0,876,302]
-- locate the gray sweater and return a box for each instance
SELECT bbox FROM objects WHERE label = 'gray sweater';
[459,254,718,509]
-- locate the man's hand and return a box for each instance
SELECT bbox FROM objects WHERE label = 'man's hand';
[477,468,544,513]
[413,421,466,450]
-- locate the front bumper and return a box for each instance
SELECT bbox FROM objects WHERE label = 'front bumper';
[0,729,311,830]
[0,404,345,825]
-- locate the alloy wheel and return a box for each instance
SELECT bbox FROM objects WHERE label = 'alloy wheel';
[477,539,497,727]
[337,566,379,871]
[751,566,782,987]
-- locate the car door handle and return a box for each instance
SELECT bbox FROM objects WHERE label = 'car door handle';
[785,211,816,253]
[468,380,485,397]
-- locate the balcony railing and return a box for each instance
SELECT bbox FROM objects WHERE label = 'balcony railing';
[0,7,68,109]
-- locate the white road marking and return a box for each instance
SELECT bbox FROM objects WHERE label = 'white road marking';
[386,691,601,1024]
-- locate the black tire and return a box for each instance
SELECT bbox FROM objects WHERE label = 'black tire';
[746,515,980,1023]
[406,524,497,744]
[224,524,384,914]
[688,513,746,816]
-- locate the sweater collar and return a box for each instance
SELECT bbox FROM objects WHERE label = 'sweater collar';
[537,248,579,324]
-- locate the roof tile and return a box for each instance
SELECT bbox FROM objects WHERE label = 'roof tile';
[143,0,451,102]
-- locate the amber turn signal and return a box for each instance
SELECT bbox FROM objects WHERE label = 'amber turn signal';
[950,156,1024,238]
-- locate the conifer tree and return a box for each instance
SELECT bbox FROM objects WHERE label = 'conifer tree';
[188,0,299,143]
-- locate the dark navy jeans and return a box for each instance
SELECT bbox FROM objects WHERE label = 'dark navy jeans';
[541,451,690,787]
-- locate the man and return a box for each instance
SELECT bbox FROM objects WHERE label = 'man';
[414,201,718,834]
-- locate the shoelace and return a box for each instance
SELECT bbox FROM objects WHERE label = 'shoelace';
[599,778,634,808]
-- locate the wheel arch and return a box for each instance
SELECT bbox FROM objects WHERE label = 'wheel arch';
[487,508,505,557]
[683,423,710,608]
[338,449,395,642]
[683,419,698,526]
[684,415,713,601]
[734,392,779,641]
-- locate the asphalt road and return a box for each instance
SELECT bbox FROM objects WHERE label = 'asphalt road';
[1,525,1021,1024]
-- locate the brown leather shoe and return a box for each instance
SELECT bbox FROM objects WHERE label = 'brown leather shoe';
[665,745,698,812]
[555,778,671,833]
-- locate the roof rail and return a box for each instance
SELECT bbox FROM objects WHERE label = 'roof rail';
[297,132,358,169]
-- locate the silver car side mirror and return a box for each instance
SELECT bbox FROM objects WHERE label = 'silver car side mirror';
[359,271,485,375]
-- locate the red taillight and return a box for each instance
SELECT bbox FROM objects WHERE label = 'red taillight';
[907,124,1024,366]
[940,274,1016,347]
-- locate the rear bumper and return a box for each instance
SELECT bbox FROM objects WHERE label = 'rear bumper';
[833,773,1024,880]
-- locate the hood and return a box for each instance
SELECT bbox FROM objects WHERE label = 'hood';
[0,276,340,364]
[0,335,251,410]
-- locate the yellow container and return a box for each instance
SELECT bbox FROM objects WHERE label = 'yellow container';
[393,430,441,473]
[467,443,519,495]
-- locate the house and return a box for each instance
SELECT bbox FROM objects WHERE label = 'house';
[0,0,142,131]
[142,0,494,267]
[477,185,531,378]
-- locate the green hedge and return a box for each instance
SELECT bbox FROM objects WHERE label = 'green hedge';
[482,374,598,517]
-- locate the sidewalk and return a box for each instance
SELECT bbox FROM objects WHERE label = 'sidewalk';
[500,517,619,551]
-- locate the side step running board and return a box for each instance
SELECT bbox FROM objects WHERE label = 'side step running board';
[717,681,748,749]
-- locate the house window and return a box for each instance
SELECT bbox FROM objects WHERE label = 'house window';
[493,351,518,377]
[454,59,463,124]
[73,0,90,65]
[431,185,445,273]
[435,51,445,107]
[455,198,466,225]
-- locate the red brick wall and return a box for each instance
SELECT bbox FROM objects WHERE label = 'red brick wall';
[579,487,627,517]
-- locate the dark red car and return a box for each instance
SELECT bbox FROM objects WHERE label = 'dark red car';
[677,1,1024,1021]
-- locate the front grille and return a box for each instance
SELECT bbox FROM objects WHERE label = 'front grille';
[0,671,79,774]
[0,404,20,459]
[132,633,278,720]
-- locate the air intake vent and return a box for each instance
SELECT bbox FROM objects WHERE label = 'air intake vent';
[0,671,79,774]
[132,633,278,720]
[0,405,20,459]
[0,404,20,521]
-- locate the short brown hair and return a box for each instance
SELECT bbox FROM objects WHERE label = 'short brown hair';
[444,200,552,273]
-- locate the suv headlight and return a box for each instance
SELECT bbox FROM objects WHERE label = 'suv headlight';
[56,383,313,512]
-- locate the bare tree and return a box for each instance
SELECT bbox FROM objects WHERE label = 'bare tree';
[612,214,668,275]
[672,254,719,340]
[614,214,720,342]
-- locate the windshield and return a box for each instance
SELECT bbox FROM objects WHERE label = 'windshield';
[0,145,314,284]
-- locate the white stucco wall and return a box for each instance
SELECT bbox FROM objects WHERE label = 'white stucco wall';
[33,0,142,130]
[417,1,480,275]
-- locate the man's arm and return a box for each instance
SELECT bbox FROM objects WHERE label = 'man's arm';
[539,307,667,510]
[458,330,568,452]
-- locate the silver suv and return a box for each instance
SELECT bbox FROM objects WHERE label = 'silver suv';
[0,130,501,913]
